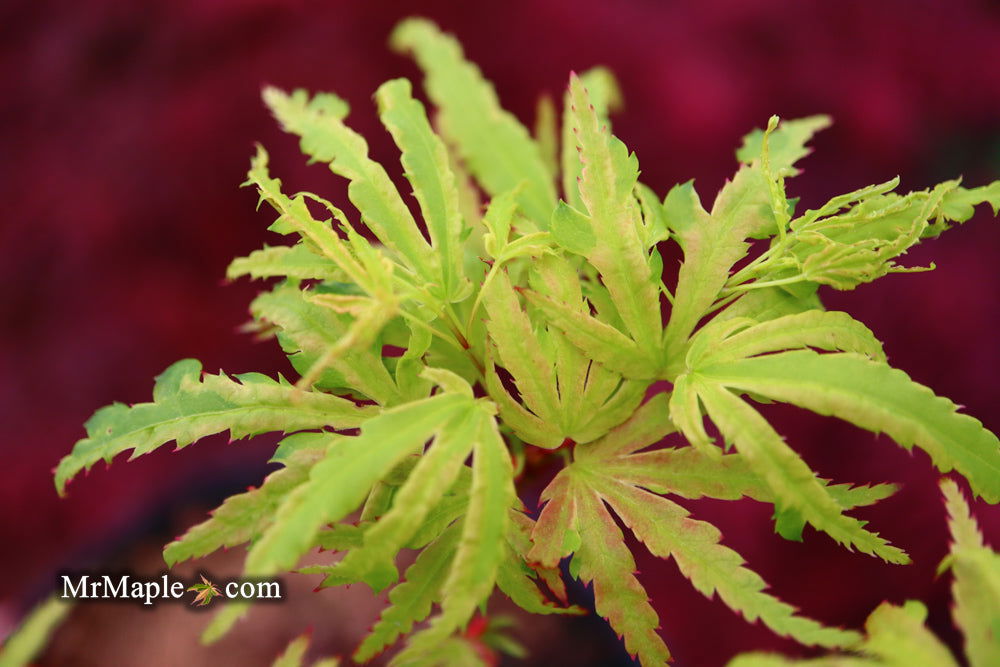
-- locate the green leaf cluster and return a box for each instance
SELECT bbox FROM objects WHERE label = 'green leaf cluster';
[54,16,1000,666]
[728,479,1000,667]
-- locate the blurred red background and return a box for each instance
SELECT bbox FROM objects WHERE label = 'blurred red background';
[2,0,999,665]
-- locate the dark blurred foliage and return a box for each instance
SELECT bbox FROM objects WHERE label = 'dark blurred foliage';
[1,0,999,665]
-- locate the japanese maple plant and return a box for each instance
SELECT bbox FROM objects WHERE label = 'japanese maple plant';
[51,17,1000,666]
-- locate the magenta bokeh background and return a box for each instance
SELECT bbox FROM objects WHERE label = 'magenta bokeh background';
[2,1,999,665]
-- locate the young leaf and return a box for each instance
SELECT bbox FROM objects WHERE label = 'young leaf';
[420,412,516,643]
[391,18,556,226]
[482,269,561,426]
[695,380,909,563]
[375,78,470,302]
[244,392,470,577]
[700,351,1000,503]
[262,87,438,286]
[389,413,515,662]
[661,177,751,375]
[322,408,480,590]
[227,244,343,282]
[244,145,382,296]
[663,115,830,375]
[562,66,623,209]
[251,283,403,405]
[591,474,861,648]
[736,115,832,176]
[0,597,72,667]
[570,475,672,664]
[940,480,1000,667]
[695,310,885,367]
[353,522,462,663]
[561,73,662,363]
[533,394,859,663]
[926,180,1000,236]
[55,359,372,495]
[164,441,330,566]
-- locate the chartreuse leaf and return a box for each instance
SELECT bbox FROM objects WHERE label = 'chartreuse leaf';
[737,115,832,176]
[699,351,1000,503]
[271,632,339,667]
[528,235,645,443]
[497,511,583,617]
[262,87,439,288]
[634,182,671,249]
[561,67,622,209]
[394,319,434,402]
[714,287,822,325]
[55,359,372,495]
[527,256,589,414]
[397,409,516,658]
[584,396,895,514]
[660,177,750,376]
[164,438,330,566]
[410,413,515,651]
[591,474,860,648]
[862,601,959,667]
[738,114,831,239]
[375,78,470,302]
[469,188,555,341]
[575,392,674,460]
[790,185,947,290]
[227,244,343,282]
[482,269,561,427]
[391,18,556,226]
[532,394,857,664]
[669,374,716,457]
[946,181,1000,216]
[570,475,671,664]
[695,380,908,563]
[243,145,389,300]
[0,596,72,667]
[482,348,562,448]
[554,74,662,370]
[313,522,365,552]
[663,115,829,376]
[730,480,1000,667]
[925,180,1000,237]
[480,253,645,446]
[251,283,403,405]
[353,522,462,663]
[201,392,471,643]
[940,480,1000,667]
[732,174,1000,299]
[727,603,957,667]
[695,310,885,367]
[605,445,896,514]
[318,409,480,591]
[522,289,652,379]
[244,392,469,578]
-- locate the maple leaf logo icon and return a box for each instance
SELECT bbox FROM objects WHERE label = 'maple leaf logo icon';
[187,575,222,606]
